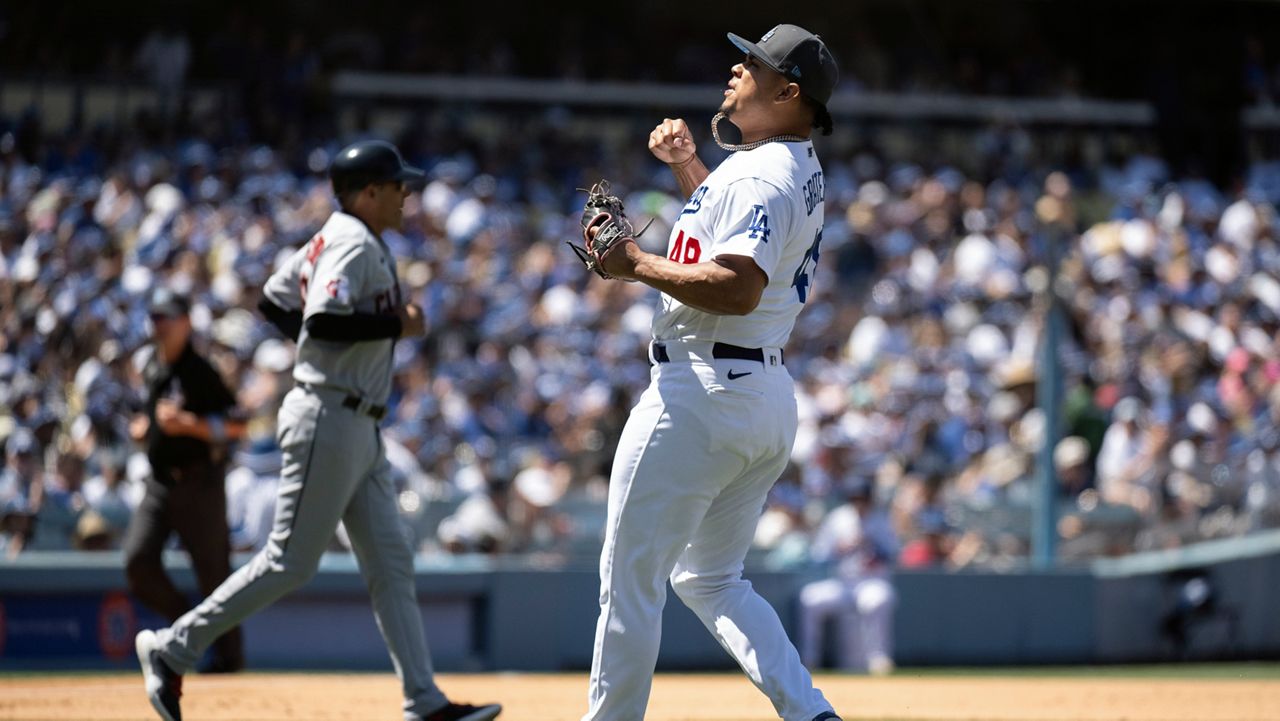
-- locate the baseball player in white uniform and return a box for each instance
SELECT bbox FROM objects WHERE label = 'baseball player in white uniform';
[135,140,501,721]
[580,25,843,721]
[799,479,899,675]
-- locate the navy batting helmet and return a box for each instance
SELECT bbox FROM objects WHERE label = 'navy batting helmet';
[329,140,426,195]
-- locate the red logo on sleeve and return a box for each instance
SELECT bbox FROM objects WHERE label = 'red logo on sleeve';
[306,235,326,264]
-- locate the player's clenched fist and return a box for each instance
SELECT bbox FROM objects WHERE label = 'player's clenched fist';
[649,118,696,166]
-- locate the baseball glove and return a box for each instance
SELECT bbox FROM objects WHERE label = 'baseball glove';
[568,181,653,280]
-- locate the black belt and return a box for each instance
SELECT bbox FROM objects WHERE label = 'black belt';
[299,383,387,421]
[341,394,387,421]
[651,341,783,365]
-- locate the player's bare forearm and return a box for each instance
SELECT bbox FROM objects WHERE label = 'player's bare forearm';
[669,156,710,199]
[622,246,764,315]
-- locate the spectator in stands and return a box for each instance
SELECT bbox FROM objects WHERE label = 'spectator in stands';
[0,429,41,557]
[752,465,810,565]
[1054,436,1093,497]
[508,450,571,552]
[1096,397,1155,512]
[32,450,88,551]
[2,97,1280,564]
[224,438,282,553]
[82,446,142,543]
[798,478,898,675]
[899,509,955,569]
[438,479,511,554]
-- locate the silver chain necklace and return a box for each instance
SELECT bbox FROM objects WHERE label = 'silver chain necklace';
[711,112,807,152]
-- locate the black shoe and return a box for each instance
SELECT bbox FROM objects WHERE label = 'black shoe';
[135,630,183,721]
[420,702,502,721]
[812,712,843,721]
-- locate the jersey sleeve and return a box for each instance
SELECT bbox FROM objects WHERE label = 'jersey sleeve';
[303,242,368,319]
[262,246,308,311]
[709,178,795,281]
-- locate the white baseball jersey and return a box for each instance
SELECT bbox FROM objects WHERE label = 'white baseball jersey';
[652,140,825,348]
[810,505,900,580]
[263,211,401,405]
[584,139,835,721]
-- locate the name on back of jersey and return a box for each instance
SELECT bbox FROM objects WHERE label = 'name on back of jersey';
[803,171,825,216]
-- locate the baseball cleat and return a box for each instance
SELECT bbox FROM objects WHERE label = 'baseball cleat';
[812,712,843,721]
[419,702,503,721]
[135,629,183,721]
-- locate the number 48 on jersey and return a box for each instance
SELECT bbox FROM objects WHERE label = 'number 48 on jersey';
[790,227,823,303]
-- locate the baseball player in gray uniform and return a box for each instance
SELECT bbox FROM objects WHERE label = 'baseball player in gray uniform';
[136,140,501,721]
[579,25,843,721]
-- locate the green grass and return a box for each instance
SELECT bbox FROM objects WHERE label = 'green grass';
[4,662,1280,681]
[881,662,1280,680]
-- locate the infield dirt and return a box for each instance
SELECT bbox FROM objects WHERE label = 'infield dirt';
[1,671,1278,720]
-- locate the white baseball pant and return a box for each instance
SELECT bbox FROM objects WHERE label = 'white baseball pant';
[799,574,896,671]
[584,340,832,721]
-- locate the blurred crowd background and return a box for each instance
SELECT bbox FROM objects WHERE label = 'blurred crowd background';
[4,0,1280,570]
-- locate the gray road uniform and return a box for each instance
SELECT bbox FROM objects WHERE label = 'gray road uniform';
[153,211,449,720]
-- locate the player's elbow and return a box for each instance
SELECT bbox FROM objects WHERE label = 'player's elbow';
[722,291,761,316]
[710,256,766,315]
[720,279,764,315]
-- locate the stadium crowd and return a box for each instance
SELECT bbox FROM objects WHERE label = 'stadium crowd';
[2,105,1280,570]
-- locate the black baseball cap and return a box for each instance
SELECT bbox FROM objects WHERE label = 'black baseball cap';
[148,287,191,318]
[728,24,839,134]
[329,140,426,194]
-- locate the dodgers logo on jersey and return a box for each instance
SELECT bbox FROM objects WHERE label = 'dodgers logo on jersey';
[747,205,770,242]
[680,186,708,216]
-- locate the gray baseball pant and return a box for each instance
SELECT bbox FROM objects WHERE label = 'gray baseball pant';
[154,386,449,720]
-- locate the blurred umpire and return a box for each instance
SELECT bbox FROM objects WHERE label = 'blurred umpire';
[124,288,248,674]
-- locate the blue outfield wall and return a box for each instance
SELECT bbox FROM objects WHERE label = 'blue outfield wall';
[1,531,1277,671]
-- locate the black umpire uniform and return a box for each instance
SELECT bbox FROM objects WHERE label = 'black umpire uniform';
[123,289,244,673]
